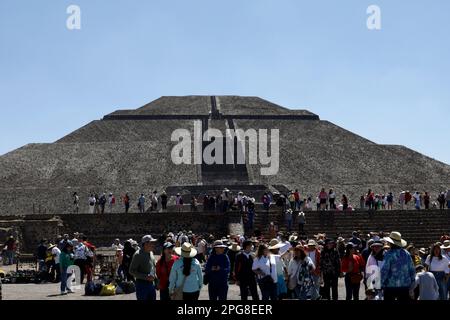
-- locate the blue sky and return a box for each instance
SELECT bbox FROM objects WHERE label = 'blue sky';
[1,0,449,165]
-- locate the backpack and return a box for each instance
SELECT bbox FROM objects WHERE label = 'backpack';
[85,281,96,296]
[118,281,136,294]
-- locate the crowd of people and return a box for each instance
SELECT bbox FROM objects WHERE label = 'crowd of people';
[126,230,450,301]
[72,188,450,214]
[2,228,450,301]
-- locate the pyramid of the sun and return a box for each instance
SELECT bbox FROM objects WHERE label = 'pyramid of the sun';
[0,95,449,215]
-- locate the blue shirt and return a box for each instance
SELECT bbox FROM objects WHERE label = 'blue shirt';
[381,248,416,288]
[168,257,203,293]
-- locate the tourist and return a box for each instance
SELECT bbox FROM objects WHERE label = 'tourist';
[175,193,183,212]
[380,232,416,301]
[406,245,421,266]
[252,243,278,300]
[437,192,446,210]
[424,192,431,209]
[424,242,450,300]
[268,222,278,239]
[305,239,321,300]
[88,194,96,214]
[341,194,349,211]
[36,239,48,275]
[151,190,158,211]
[45,244,57,282]
[441,241,450,299]
[73,238,88,284]
[94,193,100,214]
[410,264,439,300]
[51,241,61,282]
[73,192,79,214]
[289,245,315,300]
[349,231,362,250]
[205,240,230,300]
[121,240,135,281]
[405,191,412,209]
[156,242,179,300]
[294,189,301,210]
[138,193,146,213]
[190,196,198,212]
[107,193,115,213]
[112,238,123,250]
[129,235,158,301]
[59,240,74,295]
[413,191,421,210]
[366,190,375,210]
[99,193,107,214]
[122,193,130,213]
[195,236,207,263]
[297,211,306,234]
[227,242,240,282]
[341,243,364,300]
[234,240,259,300]
[284,208,293,232]
[82,235,96,283]
[161,191,168,210]
[386,192,394,210]
[365,241,384,298]
[169,242,203,301]
[318,188,328,211]
[288,191,296,211]
[329,189,336,210]
[268,239,288,299]
[262,192,271,212]
[320,238,341,300]
[247,198,255,229]
[359,196,365,210]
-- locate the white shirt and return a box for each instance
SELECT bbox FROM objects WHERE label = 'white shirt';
[425,255,450,273]
[279,241,292,256]
[252,255,278,283]
[52,246,61,264]
[196,240,206,254]
[308,250,316,264]
[74,243,87,260]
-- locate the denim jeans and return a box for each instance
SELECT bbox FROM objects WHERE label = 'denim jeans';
[431,271,447,300]
[447,200,450,209]
[160,288,170,301]
[344,274,360,300]
[135,280,156,301]
[60,268,68,293]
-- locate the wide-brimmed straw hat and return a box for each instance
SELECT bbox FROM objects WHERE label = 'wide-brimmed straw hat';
[383,231,407,248]
[268,239,284,250]
[289,235,298,242]
[175,242,197,258]
[228,243,241,251]
[307,240,317,247]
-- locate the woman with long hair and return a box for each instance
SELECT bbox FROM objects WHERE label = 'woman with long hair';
[252,244,278,300]
[156,242,179,300]
[425,242,450,300]
[169,242,203,301]
[288,245,315,300]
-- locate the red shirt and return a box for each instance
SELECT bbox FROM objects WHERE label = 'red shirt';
[156,255,179,289]
[341,254,364,274]
[294,192,300,201]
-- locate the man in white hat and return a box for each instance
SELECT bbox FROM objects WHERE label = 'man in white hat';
[129,235,158,300]
[380,232,416,301]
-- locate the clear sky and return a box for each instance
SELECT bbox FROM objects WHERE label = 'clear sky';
[1,0,449,164]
